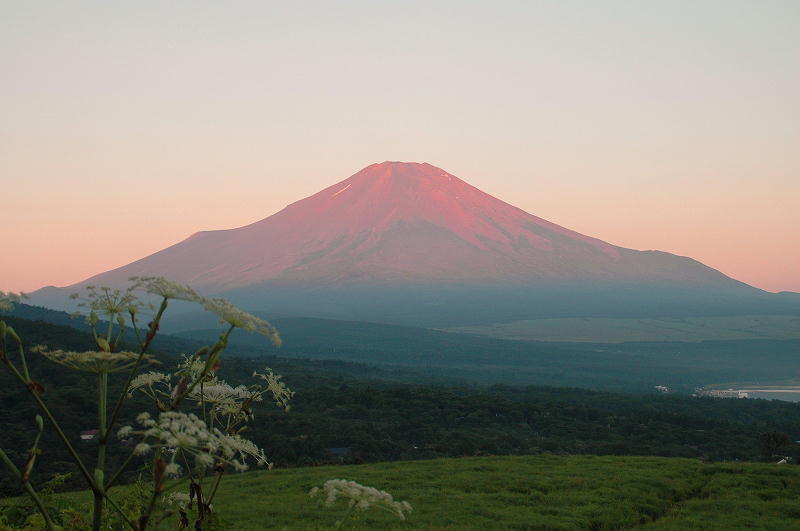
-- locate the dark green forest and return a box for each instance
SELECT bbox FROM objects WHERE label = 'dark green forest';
[177,317,800,393]
[2,312,800,499]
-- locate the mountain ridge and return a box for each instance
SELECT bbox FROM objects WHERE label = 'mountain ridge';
[30,161,799,325]
[37,161,748,290]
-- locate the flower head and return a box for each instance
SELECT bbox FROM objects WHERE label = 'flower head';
[164,492,191,509]
[252,368,294,411]
[189,380,257,408]
[127,411,270,474]
[128,371,170,397]
[310,479,412,520]
[130,276,205,304]
[201,298,281,346]
[70,285,139,319]
[0,291,24,312]
[33,347,154,374]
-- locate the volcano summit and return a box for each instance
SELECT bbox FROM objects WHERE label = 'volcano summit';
[33,162,798,325]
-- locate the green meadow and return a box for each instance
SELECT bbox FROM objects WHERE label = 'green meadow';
[6,455,800,529]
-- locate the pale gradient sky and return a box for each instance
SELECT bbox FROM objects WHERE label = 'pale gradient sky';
[1,1,798,293]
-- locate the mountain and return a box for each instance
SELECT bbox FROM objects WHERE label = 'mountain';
[32,162,799,326]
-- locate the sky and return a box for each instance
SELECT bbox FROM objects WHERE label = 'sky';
[1,0,798,294]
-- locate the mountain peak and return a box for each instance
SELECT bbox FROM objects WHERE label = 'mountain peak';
[45,162,742,291]
[354,161,453,183]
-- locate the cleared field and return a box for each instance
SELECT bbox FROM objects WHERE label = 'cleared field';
[5,455,800,529]
[445,315,800,343]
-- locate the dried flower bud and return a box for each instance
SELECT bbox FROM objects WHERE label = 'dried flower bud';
[96,337,111,352]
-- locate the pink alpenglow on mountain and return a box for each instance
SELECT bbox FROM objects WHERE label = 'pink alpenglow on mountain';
[63,161,738,291]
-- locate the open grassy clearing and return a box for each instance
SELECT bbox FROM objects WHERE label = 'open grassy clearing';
[445,315,800,343]
[5,455,800,529]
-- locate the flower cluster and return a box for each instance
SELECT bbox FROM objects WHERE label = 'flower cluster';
[127,371,170,397]
[69,285,139,318]
[0,291,23,312]
[189,381,254,405]
[201,297,281,346]
[253,368,295,411]
[309,479,413,520]
[121,411,270,473]
[130,276,204,304]
[163,492,191,509]
[33,346,154,374]
[127,276,281,346]
[175,354,210,382]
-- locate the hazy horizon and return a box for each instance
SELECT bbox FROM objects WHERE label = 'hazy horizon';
[2,1,798,293]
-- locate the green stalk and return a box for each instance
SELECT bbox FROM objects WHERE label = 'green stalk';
[130,311,143,350]
[105,312,115,344]
[138,449,165,530]
[104,492,137,530]
[15,336,31,383]
[0,448,56,531]
[206,468,225,505]
[172,325,235,409]
[98,372,108,470]
[104,298,169,441]
[93,371,109,531]
[105,445,140,492]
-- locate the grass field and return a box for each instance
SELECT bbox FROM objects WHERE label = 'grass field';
[6,455,800,529]
[445,315,800,343]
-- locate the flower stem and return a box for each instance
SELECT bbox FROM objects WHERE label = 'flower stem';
[93,371,109,531]
[206,468,225,505]
[105,445,139,492]
[104,492,137,530]
[0,448,56,531]
[172,325,235,409]
[104,298,169,442]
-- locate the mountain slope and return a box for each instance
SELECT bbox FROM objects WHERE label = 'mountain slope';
[46,162,745,289]
[31,161,799,325]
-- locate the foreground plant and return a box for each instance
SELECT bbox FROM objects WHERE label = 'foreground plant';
[310,479,413,527]
[0,278,285,530]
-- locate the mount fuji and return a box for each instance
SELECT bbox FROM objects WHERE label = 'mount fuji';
[32,162,799,326]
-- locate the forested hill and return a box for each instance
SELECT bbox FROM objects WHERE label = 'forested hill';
[4,314,800,499]
[8,303,800,394]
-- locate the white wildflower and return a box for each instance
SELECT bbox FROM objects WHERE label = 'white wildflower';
[70,285,139,318]
[176,354,210,382]
[0,291,24,312]
[134,443,151,456]
[231,459,248,472]
[131,276,205,304]
[214,433,269,467]
[189,381,254,405]
[310,479,412,520]
[128,371,170,396]
[117,426,133,439]
[253,368,294,411]
[195,452,214,468]
[128,411,269,472]
[164,492,191,509]
[33,347,155,374]
[201,297,281,346]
